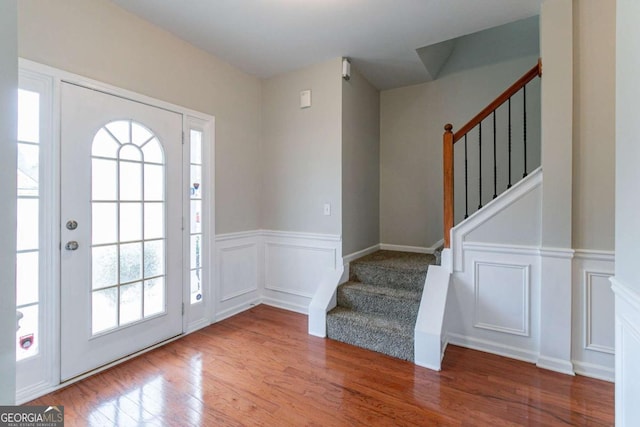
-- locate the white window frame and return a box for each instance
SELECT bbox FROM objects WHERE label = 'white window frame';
[183,116,215,332]
[15,67,56,403]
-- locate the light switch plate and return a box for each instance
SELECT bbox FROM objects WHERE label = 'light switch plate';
[300,90,311,109]
[323,203,331,216]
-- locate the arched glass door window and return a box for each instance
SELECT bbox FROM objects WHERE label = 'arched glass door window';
[91,120,166,335]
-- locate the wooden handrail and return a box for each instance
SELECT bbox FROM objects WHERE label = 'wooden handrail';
[442,59,542,248]
[453,58,542,143]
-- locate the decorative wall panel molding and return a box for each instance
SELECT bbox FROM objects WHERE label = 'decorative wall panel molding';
[264,241,338,298]
[215,230,342,315]
[473,261,530,336]
[585,271,615,354]
[219,243,259,302]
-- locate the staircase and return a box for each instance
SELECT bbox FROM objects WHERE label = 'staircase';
[443,60,542,247]
[326,250,436,361]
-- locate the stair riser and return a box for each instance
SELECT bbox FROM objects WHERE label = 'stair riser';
[349,264,427,290]
[337,288,419,322]
[327,316,414,361]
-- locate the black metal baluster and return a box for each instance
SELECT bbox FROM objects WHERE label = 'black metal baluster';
[464,134,469,219]
[478,122,482,210]
[523,85,528,178]
[493,111,497,199]
[508,97,512,188]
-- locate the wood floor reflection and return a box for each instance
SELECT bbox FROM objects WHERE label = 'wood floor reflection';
[29,305,614,426]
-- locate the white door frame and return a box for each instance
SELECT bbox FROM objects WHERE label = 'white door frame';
[16,58,215,403]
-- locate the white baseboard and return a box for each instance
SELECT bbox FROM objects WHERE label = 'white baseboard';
[414,360,442,371]
[380,239,443,255]
[342,244,380,283]
[262,297,308,315]
[430,239,445,252]
[572,360,614,382]
[214,298,261,322]
[185,318,211,334]
[447,332,538,364]
[343,244,380,264]
[536,355,575,376]
[16,381,54,405]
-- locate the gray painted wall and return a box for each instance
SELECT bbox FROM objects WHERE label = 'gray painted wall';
[342,67,380,256]
[0,0,17,405]
[18,0,262,235]
[540,0,573,250]
[380,55,540,248]
[436,15,539,79]
[260,58,343,235]
[572,1,615,251]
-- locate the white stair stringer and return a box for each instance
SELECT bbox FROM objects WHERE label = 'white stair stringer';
[414,262,451,371]
[308,266,344,337]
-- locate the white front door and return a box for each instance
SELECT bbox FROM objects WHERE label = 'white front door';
[60,83,183,381]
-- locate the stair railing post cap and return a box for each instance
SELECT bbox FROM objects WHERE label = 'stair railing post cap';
[444,123,453,132]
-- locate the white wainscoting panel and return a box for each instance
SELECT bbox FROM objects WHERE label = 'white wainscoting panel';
[214,231,261,321]
[262,231,341,314]
[265,243,336,297]
[571,251,615,381]
[213,230,342,319]
[473,262,530,336]
[444,243,540,364]
[220,243,259,301]
[585,272,615,354]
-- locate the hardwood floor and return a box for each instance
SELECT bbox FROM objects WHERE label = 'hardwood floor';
[30,305,614,426]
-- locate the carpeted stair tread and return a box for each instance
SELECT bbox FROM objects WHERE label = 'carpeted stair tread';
[326,250,436,361]
[337,281,420,321]
[349,251,436,290]
[351,250,435,272]
[339,281,422,300]
[326,307,414,361]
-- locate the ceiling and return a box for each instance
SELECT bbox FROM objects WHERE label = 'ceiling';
[109,0,541,90]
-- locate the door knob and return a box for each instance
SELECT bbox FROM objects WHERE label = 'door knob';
[65,241,79,251]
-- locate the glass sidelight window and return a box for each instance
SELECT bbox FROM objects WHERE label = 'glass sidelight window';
[91,120,166,335]
[189,129,203,304]
[16,89,41,361]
